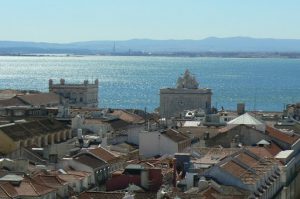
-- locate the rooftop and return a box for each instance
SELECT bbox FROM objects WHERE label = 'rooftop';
[0,119,67,141]
[266,125,300,145]
[17,93,60,106]
[110,109,144,124]
[88,147,119,163]
[218,149,278,185]
[227,113,264,126]
[74,154,107,169]
[162,128,190,143]
[0,176,55,197]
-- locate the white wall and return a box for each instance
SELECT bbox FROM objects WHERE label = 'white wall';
[160,135,178,155]
[139,131,178,158]
[139,131,160,158]
[127,125,144,145]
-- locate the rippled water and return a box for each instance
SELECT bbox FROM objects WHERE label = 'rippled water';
[0,56,300,111]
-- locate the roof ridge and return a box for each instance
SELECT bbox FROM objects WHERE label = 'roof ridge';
[0,183,15,198]
[29,177,56,195]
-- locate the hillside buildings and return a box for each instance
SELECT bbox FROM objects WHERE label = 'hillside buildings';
[1,70,300,198]
[160,70,212,118]
[49,79,99,108]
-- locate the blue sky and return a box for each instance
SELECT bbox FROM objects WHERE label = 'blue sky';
[1,0,300,42]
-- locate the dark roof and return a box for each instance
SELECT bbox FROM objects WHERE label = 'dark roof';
[0,97,27,107]
[162,129,189,143]
[74,154,107,169]
[0,119,68,141]
[109,119,130,131]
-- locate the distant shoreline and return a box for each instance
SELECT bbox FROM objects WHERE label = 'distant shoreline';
[1,52,300,59]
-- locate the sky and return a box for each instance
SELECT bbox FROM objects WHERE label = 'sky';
[1,0,300,43]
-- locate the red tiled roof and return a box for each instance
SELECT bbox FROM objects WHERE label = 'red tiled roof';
[74,154,107,169]
[265,142,282,156]
[1,177,55,197]
[221,160,247,178]
[0,182,18,198]
[266,126,300,145]
[202,186,219,199]
[32,175,67,188]
[235,153,258,167]
[110,110,144,124]
[89,147,118,163]
[247,147,274,158]
[247,144,282,160]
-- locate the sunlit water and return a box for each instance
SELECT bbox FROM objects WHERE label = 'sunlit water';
[0,56,300,111]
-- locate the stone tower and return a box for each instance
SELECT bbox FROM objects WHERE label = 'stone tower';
[160,69,212,118]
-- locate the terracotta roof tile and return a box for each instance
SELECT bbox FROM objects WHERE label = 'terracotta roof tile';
[247,147,274,158]
[0,187,10,198]
[266,126,300,145]
[235,153,258,167]
[32,175,67,188]
[110,110,144,124]
[0,182,18,198]
[201,186,219,199]
[265,142,282,156]
[221,160,247,178]
[88,147,118,163]
[74,154,107,169]
[28,180,55,196]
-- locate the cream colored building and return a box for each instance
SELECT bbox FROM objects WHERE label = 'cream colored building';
[0,119,71,155]
[160,70,212,118]
[49,79,99,108]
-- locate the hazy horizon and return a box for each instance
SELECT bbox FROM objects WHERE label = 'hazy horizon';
[2,36,300,44]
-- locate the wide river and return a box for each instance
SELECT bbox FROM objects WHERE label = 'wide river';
[0,56,299,112]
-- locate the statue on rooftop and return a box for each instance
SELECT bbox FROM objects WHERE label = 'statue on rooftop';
[176,69,199,89]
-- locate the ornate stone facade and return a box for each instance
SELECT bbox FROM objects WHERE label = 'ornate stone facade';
[160,70,212,118]
[49,79,99,108]
[176,69,199,89]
